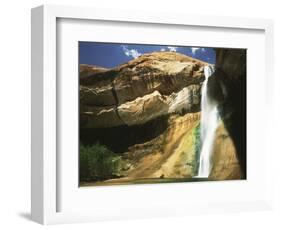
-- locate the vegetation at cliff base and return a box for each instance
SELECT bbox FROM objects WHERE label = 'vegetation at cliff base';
[79,143,122,182]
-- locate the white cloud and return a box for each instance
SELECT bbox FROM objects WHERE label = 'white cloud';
[167,46,178,52]
[121,45,142,59]
[190,47,206,55]
[191,47,200,54]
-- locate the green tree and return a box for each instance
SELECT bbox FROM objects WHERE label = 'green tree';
[79,143,122,182]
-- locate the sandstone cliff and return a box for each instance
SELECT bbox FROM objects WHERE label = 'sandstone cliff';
[80,52,207,128]
[208,48,247,179]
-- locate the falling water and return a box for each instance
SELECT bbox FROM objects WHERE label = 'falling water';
[197,65,219,177]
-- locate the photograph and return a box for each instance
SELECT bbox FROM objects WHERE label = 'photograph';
[79,42,247,186]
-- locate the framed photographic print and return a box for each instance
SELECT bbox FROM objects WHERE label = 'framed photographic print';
[31,5,274,225]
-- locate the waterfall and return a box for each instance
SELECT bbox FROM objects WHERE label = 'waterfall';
[197,65,219,178]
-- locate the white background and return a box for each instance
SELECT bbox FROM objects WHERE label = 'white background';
[0,0,280,229]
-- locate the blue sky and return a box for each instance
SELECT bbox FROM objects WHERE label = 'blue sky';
[79,42,215,68]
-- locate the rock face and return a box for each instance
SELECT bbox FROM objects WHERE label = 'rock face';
[124,113,201,179]
[80,52,207,128]
[208,48,247,178]
[79,64,108,78]
[210,121,242,180]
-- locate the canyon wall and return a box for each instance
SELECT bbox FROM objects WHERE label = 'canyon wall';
[209,49,247,179]
[80,52,206,129]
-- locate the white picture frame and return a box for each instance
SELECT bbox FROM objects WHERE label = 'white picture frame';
[31,5,274,225]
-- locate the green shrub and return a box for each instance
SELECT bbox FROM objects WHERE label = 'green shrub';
[79,143,122,182]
